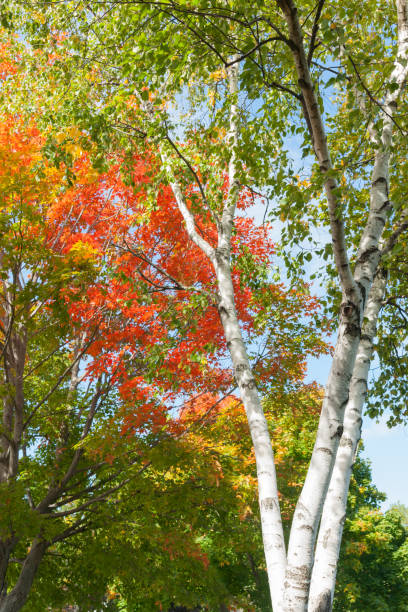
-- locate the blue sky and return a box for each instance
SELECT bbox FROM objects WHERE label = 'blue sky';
[363,417,408,508]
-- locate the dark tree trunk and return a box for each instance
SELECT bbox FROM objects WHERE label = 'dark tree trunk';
[0,539,47,612]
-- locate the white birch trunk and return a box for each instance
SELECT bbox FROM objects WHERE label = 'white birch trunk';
[156,60,287,609]
[214,256,286,608]
[283,317,361,611]
[306,4,408,608]
[307,270,387,611]
[278,1,408,608]
[214,59,287,608]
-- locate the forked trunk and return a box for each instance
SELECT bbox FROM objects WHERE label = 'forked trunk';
[308,271,387,610]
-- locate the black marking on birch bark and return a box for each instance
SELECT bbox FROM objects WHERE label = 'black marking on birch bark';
[226,337,242,349]
[341,301,357,317]
[241,378,257,390]
[260,497,276,511]
[300,524,313,531]
[316,446,333,456]
[331,425,344,439]
[345,323,361,337]
[356,281,366,305]
[356,245,379,265]
[339,435,353,448]
[360,333,372,343]
[341,301,361,336]
[374,215,386,226]
[215,247,229,263]
[339,397,349,410]
[218,304,229,317]
[378,200,391,212]
[320,158,330,170]
[235,363,249,373]
[313,589,332,612]
[372,176,389,192]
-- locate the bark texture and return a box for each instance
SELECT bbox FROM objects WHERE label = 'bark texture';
[0,540,47,612]
[275,1,408,608]
[306,2,408,606]
[159,60,287,609]
[308,270,387,611]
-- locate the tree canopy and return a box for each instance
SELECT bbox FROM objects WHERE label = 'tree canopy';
[1,1,408,610]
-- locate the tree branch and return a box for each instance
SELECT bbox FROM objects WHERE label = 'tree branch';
[307,0,325,65]
[276,0,356,296]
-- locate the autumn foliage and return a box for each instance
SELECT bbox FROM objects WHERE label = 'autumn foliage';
[3,126,322,444]
[0,31,329,610]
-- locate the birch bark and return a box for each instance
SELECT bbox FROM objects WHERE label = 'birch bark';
[273,1,408,608]
[156,61,287,609]
[306,4,408,608]
[308,269,387,611]
[307,7,408,602]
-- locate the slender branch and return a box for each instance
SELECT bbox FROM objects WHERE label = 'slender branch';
[115,240,215,301]
[164,131,210,209]
[45,460,153,518]
[224,36,282,67]
[381,210,408,256]
[347,53,406,136]
[307,0,325,65]
[23,329,98,430]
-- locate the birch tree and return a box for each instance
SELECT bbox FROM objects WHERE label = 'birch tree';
[0,49,323,609]
[163,65,287,610]
[8,0,408,609]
